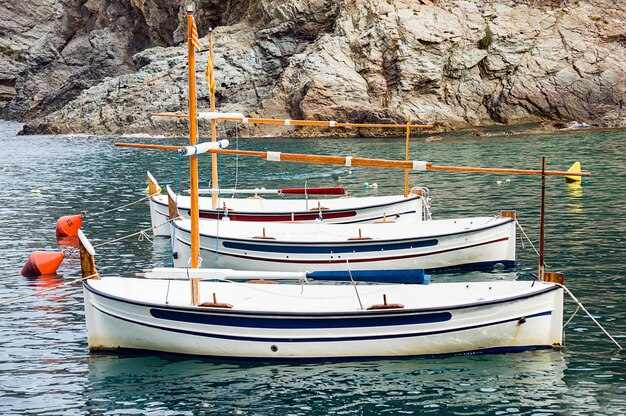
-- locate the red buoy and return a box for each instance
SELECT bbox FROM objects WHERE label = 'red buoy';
[55,214,82,238]
[21,251,65,276]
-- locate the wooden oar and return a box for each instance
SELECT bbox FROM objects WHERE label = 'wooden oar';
[114,142,591,177]
[151,112,433,130]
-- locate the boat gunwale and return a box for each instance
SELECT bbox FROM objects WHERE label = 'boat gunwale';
[83,279,560,319]
[174,217,515,247]
[151,192,422,214]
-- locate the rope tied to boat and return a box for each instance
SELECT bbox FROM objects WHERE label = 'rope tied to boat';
[515,218,547,267]
[346,259,363,310]
[137,229,153,243]
[560,284,623,350]
[564,304,581,328]
[82,195,151,218]
[0,273,100,306]
[171,152,181,266]
[91,220,172,249]
[57,218,173,259]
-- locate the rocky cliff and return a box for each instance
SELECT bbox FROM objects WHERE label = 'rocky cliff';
[1,0,624,137]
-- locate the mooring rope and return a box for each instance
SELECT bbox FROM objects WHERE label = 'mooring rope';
[563,304,581,328]
[346,259,363,310]
[0,273,100,306]
[561,284,623,350]
[515,218,547,267]
[234,125,240,194]
[82,195,151,218]
[171,152,181,266]
[214,153,223,268]
[57,218,172,260]
[92,225,159,249]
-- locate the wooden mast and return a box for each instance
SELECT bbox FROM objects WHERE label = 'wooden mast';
[404,115,411,197]
[209,29,219,210]
[186,6,200,305]
[538,155,546,281]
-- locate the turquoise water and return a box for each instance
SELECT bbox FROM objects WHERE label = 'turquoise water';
[0,120,624,414]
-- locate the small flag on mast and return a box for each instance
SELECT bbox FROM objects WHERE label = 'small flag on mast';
[190,17,201,51]
[205,51,216,95]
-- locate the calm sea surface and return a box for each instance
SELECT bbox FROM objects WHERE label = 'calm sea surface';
[0,120,624,415]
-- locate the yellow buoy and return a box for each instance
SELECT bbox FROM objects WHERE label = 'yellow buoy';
[565,162,582,183]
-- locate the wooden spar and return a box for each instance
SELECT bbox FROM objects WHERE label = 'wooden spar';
[114,142,592,178]
[219,117,434,129]
[404,116,411,197]
[151,113,190,119]
[209,29,218,210]
[538,156,546,281]
[150,112,433,130]
[423,164,590,177]
[186,7,200,305]
[117,143,180,151]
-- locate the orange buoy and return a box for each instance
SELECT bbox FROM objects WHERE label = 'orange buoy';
[21,251,65,276]
[55,214,83,238]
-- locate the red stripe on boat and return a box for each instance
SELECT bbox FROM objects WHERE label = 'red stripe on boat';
[198,211,357,221]
[279,187,345,195]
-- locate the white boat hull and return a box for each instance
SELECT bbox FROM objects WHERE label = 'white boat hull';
[150,192,426,237]
[171,216,516,272]
[83,278,563,359]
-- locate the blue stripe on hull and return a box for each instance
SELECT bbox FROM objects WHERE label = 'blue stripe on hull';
[149,309,451,329]
[222,238,438,254]
[188,237,512,266]
[91,302,551,343]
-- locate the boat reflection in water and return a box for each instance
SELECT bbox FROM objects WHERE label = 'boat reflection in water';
[83,351,568,414]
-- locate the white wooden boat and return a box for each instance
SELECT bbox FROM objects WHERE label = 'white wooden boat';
[148,172,431,237]
[79,231,563,359]
[170,214,516,273]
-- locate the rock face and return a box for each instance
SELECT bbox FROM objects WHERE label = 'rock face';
[0,0,183,122]
[2,0,625,136]
[0,1,59,111]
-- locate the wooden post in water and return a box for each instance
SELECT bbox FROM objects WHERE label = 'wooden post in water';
[538,156,546,281]
[208,29,219,210]
[78,230,99,280]
[187,6,200,304]
[404,115,411,197]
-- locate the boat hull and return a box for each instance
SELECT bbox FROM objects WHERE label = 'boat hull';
[150,193,426,236]
[171,217,516,272]
[83,278,562,359]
